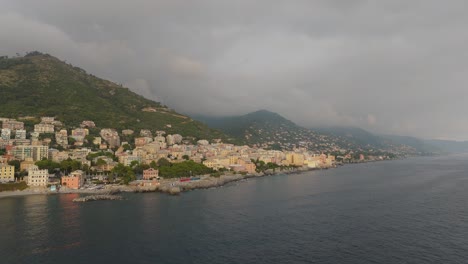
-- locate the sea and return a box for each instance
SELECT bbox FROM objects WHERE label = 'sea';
[1,155,468,264]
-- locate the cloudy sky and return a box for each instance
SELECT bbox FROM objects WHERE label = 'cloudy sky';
[1,0,467,140]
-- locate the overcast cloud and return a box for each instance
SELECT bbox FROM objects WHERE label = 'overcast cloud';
[1,0,468,140]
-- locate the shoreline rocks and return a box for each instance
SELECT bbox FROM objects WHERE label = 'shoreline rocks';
[73,194,123,202]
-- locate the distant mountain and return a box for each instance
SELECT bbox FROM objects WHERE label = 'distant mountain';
[315,126,444,155]
[314,126,389,148]
[424,139,468,153]
[195,109,294,138]
[195,110,407,152]
[0,52,226,140]
[382,135,441,154]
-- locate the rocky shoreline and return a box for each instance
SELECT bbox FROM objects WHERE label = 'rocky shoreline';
[73,194,123,202]
[0,166,328,199]
[153,166,317,195]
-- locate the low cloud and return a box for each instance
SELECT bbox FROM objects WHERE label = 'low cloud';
[1,1,468,139]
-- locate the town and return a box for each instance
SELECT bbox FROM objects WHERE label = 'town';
[0,116,395,194]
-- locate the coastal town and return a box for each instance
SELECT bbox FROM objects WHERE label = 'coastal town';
[0,116,396,196]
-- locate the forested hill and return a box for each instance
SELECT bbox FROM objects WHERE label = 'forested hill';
[195,110,369,151]
[0,52,226,140]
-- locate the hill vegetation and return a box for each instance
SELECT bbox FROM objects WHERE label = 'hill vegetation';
[0,52,227,141]
[196,110,368,151]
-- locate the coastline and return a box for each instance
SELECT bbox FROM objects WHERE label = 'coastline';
[0,166,319,199]
[0,158,403,200]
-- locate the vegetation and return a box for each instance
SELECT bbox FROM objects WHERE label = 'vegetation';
[158,160,213,178]
[35,158,83,174]
[111,163,136,184]
[0,52,229,141]
[251,159,280,172]
[0,181,28,192]
[8,160,20,172]
[195,110,349,151]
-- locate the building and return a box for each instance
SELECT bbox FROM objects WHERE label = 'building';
[12,145,49,161]
[34,124,55,134]
[1,128,11,140]
[143,168,159,180]
[166,135,174,146]
[71,128,88,142]
[172,134,183,144]
[41,117,55,124]
[2,120,24,130]
[81,120,96,128]
[135,137,153,147]
[285,152,305,166]
[61,170,84,189]
[120,155,141,166]
[55,129,68,146]
[100,129,120,148]
[15,129,27,140]
[122,129,134,136]
[27,165,48,187]
[20,158,36,172]
[140,129,153,137]
[0,164,15,182]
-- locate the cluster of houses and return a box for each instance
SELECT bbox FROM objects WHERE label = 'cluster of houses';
[0,117,339,190]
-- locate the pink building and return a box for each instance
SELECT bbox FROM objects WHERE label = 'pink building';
[61,170,84,189]
[143,168,159,180]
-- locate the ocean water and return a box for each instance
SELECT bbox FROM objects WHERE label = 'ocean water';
[1,155,468,264]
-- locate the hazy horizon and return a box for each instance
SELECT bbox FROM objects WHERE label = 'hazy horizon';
[1,1,468,140]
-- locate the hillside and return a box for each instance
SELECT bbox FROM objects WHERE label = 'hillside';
[0,52,226,140]
[196,110,439,154]
[314,126,388,148]
[423,139,468,153]
[196,110,377,151]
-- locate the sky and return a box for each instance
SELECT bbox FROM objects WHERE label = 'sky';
[1,0,468,140]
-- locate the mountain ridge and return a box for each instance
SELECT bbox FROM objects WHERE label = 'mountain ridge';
[194,110,405,153]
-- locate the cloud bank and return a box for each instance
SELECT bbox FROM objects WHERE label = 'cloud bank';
[1,0,468,139]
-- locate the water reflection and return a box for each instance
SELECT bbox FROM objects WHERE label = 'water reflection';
[23,195,48,238]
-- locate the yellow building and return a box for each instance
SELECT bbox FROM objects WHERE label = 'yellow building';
[0,164,15,182]
[285,152,305,166]
[20,158,35,172]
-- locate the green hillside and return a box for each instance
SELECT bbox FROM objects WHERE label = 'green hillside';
[196,110,353,151]
[0,52,226,140]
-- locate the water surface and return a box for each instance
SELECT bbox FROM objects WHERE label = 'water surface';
[1,155,468,263]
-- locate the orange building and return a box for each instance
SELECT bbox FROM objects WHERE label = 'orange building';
[61,170,84,189]
[143,168,159,180]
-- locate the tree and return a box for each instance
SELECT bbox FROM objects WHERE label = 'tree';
[60,158,81,174]
[35,159,60,173]
[132,163,149,175]
[8,160,20,172]
[157,158,171,167]
[111,163,136,184]
[96,158,107,166]
[182,155,190,161]
[129,160,139,168]
[82,164,90,173]
[68,137,76,145]
[122,144,132,151]
[158,160,213,178]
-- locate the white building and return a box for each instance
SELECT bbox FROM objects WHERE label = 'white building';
[1,128,11,140]
[27,165,48,187]
[34,124,55,134]
[15,129,27,140]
